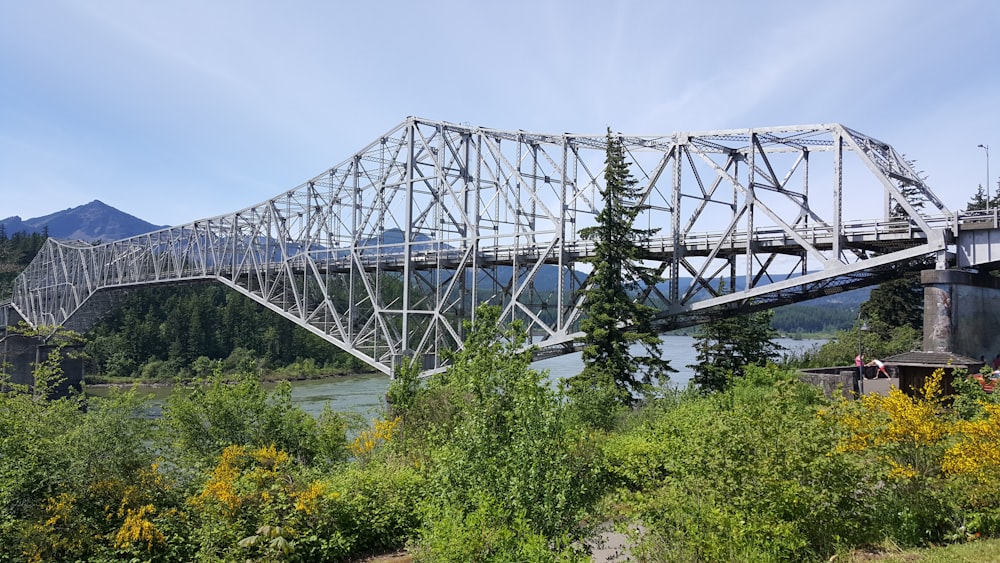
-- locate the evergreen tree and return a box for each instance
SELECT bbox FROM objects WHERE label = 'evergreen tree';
[890,156,928,219]
[690,307,784,393]
[860,273,923,339]
[965,181,1000,212]
[567,130,672,423]
[967,184,991,211]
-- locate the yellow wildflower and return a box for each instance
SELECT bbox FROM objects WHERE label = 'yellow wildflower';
[113,504,165,552]
[349,416,401,458]
[195,445,247,512]
[292,480,332,515]
[251,444,291,468]
[943,403,1000,480]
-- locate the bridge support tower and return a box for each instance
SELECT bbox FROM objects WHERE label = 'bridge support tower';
[1,308,83,398]
[923,269,1000,361]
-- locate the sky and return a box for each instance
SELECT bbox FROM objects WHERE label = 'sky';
[1,0,998,228]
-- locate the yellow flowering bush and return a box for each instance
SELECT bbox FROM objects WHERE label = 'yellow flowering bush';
[943,402,1000,479]
[188,443,342,561]
[21,492,85,562]
[823,366,1000,541]
[195,445,249,514]
[832,368,948,479]
[292,480,330,516]
[349,416,400,461]
[113,503,164,551]
[940,401,1000,534]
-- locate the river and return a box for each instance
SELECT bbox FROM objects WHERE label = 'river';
[87,336,825,417]
[262,335,825,417]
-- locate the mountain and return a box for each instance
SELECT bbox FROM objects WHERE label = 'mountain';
[0,200,168,242]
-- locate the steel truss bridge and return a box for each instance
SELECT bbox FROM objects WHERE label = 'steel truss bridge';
[3,117,988,376]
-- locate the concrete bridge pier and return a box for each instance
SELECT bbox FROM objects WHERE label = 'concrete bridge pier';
[923,269,1000,361]
[0,333,84,397]
[2,306,83,397]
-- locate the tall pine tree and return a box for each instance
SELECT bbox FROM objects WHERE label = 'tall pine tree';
[567,130,672,425]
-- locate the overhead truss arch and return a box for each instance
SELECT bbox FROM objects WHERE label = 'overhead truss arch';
[8,118,960,375]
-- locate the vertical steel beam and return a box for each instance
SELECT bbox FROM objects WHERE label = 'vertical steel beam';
[833,132,844,260]
[671,140,682,304]
[746,133,756,290]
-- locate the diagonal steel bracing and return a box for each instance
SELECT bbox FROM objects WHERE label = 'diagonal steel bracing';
[7,118,963,375]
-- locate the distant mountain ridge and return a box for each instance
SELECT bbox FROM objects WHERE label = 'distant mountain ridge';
[0,200,168,242]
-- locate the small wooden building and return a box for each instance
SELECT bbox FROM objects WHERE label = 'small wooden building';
[883,351,983,397]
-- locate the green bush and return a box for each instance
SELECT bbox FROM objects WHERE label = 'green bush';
[603,365,865,561]
[416,307,601,543]
[415,496,586,563]
[318,460,425,558]
[388,306,603,555]
[160,372,327,467]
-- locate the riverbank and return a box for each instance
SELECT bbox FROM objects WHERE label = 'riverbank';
[84,368,377,388]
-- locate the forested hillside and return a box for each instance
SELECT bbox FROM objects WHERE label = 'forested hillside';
[0,229,47,299]
[85,285,365,379]
[771,302,858,335]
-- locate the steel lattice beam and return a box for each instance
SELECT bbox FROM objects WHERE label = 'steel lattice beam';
[7,118,962,375]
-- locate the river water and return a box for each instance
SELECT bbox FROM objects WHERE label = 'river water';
[281,335,826,417]
[88,336,825,417]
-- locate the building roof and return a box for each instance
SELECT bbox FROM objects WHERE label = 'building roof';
[884,350,983,368]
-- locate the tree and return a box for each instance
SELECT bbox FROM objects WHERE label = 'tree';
[967,184,992,211]
[860,274,923,339]
[689,307,784,393]
[567,130,672,423]
[889,156,928,219]
[411,305,598,557]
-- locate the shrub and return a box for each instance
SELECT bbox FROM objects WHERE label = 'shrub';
[186,444,347,562]
[604,365,865,561]
[415,496,586,563]
[393,305,602,555]
[319,460,424,558]
[160,372,327,467]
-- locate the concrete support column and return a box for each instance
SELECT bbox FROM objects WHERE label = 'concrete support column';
[0,334,84,397]
[923,269,1000,360]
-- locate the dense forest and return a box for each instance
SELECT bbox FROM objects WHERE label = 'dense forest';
[84,285,366,379]
[0,228,48,299]
[76,285,859,379]
[770,302,857,335]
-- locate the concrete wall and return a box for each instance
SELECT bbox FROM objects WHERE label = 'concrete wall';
[798,369,858,400]
[923,269,1000,360]
[0,334,83,397]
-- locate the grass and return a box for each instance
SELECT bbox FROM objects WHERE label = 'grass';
[352,540,1000,563]
[845,538,1000,562]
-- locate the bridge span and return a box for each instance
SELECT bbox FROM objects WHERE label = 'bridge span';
[3,118,996,375]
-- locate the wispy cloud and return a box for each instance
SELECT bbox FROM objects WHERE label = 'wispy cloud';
[0,0,997,223]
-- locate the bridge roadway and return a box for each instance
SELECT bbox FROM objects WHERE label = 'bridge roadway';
[2,212,975,360]
[0,217,984,376]
[12,214,952,284]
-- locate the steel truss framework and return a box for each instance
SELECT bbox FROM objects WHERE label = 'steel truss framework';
[8,118,957,375]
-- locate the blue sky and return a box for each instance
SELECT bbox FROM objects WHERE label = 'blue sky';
[1,0,997,227]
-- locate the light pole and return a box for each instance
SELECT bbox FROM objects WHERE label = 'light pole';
[979,144,991,210]
[856,313,869,396]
